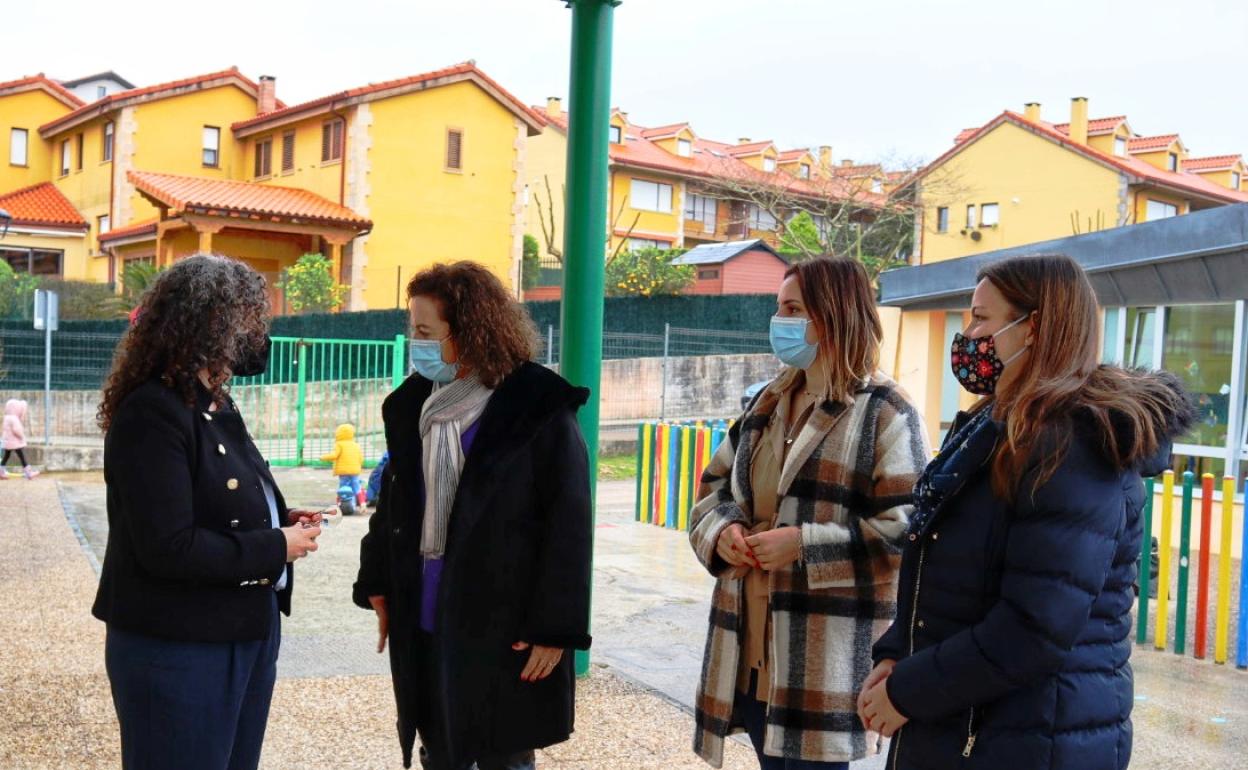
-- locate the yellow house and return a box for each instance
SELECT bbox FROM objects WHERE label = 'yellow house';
[1,75,83,192]
[906,97,1248,265]
[231,62,543,310]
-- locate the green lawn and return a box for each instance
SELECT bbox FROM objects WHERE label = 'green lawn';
[597,453,637,480]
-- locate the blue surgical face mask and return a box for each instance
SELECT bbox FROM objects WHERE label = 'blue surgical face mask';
[769,316,819,369]
[409,337,458,383]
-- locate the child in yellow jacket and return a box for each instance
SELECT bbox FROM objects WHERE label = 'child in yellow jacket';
[322,423,364,502]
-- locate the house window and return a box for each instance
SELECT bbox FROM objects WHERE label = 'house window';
[254,138,272,178]
[1167,152,1178,171]
[966,204,977,228]
[684,193,717,231]
[630,178,673,213]
[677,138,692,157]
[1114,136,1126,157]
[1145,199,1178,221]
[763,156,777,172]
[799,164,810,179]
[9,128,27,166]
[97,215,110,249]
[609,125,622,144]
[1232,171,1241,190]
[202,126,220,167]
[871,178,883,193]
[96,85,106,99]
[102,122,114,162]
[628,238,667,251]
[748,204,778,231]
[322,119,344,162]
[980,202,1000,226]
[76,133,84,170]
[281,131,295,173]
[0,247,63,276]
[936,206,949,233]
[446,128,464,171]
[698,268,720,280]
[60,139,71,176]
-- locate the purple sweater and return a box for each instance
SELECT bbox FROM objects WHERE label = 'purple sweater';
[419,420,480,633]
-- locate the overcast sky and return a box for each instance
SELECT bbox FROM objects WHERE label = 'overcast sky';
[10,0,1246,167]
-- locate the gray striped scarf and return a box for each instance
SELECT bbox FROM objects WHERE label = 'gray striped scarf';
[418,375,493,558]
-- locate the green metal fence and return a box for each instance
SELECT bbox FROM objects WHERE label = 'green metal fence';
[230,335,405,467]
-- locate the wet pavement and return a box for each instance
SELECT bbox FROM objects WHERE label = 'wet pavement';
[14,469,1248,769]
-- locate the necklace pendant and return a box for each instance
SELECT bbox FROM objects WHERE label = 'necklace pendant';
[785,438,794,446]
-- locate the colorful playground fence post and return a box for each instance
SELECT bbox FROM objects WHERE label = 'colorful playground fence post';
[1175,471,1193,655]
[636,423,651,524]
[1239,477,1248,670]
[1136,477,1154,645]
[1194,474,1213,660]
[1156,470,1174,651]
[1214,476,1233,665]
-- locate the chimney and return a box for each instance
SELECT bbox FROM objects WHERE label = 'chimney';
[841,159,854,168]
[545,96,562,118]
[738,137,752,145]
[1069,97,1089,145]
[258,75,277,115]
[818,145,832,169]
[1023,102,1041,122]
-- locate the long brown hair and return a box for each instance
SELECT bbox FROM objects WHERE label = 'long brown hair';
[979,254,1189,500]
[778,256,883,403]
[98,254,270,431]
[407,261,537,388]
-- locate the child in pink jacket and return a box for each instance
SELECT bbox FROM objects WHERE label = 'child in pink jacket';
[1,399,38,480]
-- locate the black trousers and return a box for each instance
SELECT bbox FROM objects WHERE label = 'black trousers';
[1,448,28,466]
[416,631,537,770]
[105,593,280,770]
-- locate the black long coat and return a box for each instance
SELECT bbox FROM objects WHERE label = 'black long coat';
[353,362,593,769]
[873,371,1193,770]
[92,380,291,642]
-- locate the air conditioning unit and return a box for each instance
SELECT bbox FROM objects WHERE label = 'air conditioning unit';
[970,230,983,242]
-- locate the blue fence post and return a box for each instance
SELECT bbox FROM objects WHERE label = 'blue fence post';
[1238,478,1248,670]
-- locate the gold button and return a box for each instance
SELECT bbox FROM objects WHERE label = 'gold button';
[227,478,239,490]
[258,578,271,586]
[908,534,917,541]
[218,444,227,455]
[932,532,940,540]
[917,619,926,628]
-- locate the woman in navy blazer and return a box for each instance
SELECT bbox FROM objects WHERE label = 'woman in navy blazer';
[93,254,323,770]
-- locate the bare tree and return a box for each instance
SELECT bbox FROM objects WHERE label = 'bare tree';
[532,173,642,266]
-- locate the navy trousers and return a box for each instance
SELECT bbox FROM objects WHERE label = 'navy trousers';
[105,593,280,770]
[734,670,850,770]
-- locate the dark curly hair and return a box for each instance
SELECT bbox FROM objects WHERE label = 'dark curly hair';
[406,261,537,388]
[98,254,271,431]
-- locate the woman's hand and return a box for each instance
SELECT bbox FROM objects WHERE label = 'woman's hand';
[281,523,321,562]
[745,527,802,570]
[369,595,388,653]
[859,671,908,737]
[512,641,563,682]
[717,523,759,569]
[857,659,895,725]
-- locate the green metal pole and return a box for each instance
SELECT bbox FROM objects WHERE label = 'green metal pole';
[1176,470,1194,654]
[295,341,308,466]
[1136,477,1154,645]
[560,0,619,677]
[392,334,406,389]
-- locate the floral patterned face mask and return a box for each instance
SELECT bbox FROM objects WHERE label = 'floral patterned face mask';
[950,315,1030,395]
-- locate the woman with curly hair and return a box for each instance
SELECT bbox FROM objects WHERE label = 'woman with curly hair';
[353,261,592,770]
[92,254,323,770]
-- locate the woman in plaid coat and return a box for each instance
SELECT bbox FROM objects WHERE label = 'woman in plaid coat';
[688,257,931,769]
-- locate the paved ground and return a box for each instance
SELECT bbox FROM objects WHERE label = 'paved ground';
[8,470,1248,769]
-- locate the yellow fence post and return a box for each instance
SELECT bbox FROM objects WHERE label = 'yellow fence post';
[1156,469,1174,651]
[1214,476,1234,664]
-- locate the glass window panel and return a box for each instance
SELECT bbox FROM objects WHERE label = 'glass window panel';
[1125,307,1156,368]
[981,203,1000,226]
[1162,304,1236,447]
[9,128,27,165]
[1102,307,1120,363]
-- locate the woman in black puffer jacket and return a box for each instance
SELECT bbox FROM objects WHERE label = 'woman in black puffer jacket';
[857,254,1195,770]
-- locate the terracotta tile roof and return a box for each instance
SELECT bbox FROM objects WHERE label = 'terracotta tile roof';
[98,218,158,244]
[531,107,569,133]
[902,112,1248,206]
[834,163,884,177]
[1052,115,1127,136]
[1128,134,1180,152]
[1182,155,1242,172]
[777,149,812,162]
[0,183,88,229]
[128,171,372,230]
[954,127,980,144]
[232,62,543,136]
[0,74,85,109]
[40,68,270,137]
[640,123,691,139]
[724,140,775,157]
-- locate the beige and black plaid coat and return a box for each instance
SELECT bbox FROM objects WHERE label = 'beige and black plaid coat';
[688,372,930,766]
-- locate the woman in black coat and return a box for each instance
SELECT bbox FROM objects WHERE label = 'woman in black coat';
[353,261,592,770]
[857,254,1195,770]
[93,254,323,770]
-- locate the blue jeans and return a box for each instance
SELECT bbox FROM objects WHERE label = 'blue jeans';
[734,670,850,770]
[339,475,361,496]
[105,594,280,770]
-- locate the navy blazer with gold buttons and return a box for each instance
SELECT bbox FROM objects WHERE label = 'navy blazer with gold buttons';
[92,379,292,642]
